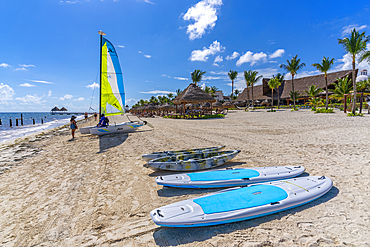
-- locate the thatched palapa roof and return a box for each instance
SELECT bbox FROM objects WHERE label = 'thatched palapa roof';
[173,83,216,104]
[51,107,60,112]
[237,69,356,102]
[60,107,68,111]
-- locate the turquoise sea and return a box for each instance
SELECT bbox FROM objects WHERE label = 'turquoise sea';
[0,112,84,144]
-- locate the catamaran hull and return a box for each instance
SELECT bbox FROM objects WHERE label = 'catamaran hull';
[89,122,145,135]
[150,176,333,227]
[80,126,94,134]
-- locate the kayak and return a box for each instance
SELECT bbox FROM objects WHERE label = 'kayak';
[150,176,333,227]
[147,150,240,171]
[155,165,305,188]
[142,145,226,162]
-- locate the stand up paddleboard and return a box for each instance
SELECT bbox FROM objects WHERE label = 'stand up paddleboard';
[150,176,333,227]
[155,166,305,188]
[142,145,226,162]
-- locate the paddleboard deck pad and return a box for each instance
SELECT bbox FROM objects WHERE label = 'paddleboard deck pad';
[147,150,240,171]
[155,165,305,188]
[142,145,226,162]
[150,176,333,227]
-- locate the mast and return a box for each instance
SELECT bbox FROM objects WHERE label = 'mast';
[98,30,106,118]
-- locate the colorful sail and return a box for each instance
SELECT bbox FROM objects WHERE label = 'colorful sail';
[100,37,125,116]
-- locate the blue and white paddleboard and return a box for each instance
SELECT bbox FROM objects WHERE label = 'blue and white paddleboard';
[150,176,333,227]
[155,166,305,188]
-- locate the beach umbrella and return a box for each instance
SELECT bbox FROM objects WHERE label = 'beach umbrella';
[145,103,157,111]
[51,106,60,112]
[60,107,68,112]
[202,102,211,108]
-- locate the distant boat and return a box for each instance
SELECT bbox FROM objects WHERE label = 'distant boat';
[80,31,150,135]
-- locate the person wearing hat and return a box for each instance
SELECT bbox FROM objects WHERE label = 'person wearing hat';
[70,116,78,139]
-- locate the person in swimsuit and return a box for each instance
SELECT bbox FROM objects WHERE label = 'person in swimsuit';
[94,112,98,121]
[84,112,88,122]
[70,116,78,139]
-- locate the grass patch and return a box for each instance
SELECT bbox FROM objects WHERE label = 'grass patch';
[347,112,364,117]
[314,108,334,114]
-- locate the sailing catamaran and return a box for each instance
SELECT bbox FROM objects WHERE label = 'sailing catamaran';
[80,31,150,135]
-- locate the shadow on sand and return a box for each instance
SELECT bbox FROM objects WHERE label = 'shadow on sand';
[152,186,339,246]
[98,133,128,153]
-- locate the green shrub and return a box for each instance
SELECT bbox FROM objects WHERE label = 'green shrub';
[311,106,316,111]
[291,108,299,111]
[267,109,276,112]
[347,112,363,117]
[314,108,334,113]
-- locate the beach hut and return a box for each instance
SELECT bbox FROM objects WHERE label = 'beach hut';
[212,100,223,113]
[223,101,235,112]
[51,106,60,112]
[60,107,68,112]
[173,83,216,116]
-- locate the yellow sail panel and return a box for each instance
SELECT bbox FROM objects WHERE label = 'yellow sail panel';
[100,40,125,116]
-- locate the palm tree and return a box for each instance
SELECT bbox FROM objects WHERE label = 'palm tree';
[329,76,353,101]
[272,73,285,109]
[338,28,369,114]
[234,89,240,98]
[312,57,335,110]
[304,84,324,107]
[268,78,281,110]
[211,86,219,93]
[167,93,174,101]
[191,69,206,85]
[244,70,263,109]
[228,70,238,98]
[176,89,183,96]
[280,55,306,109]
[204,86,211,94]
[289,91,300,104]
[356,79,370,92]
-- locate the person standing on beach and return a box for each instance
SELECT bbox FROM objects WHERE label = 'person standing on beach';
[70,116,78,139]
[97,114,108,127]
[94,112,98,121]
[84,112,88,122]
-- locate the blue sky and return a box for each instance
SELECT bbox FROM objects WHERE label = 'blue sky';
[1,0,370,112]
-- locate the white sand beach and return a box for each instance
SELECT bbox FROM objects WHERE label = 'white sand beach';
[0,109,369,246]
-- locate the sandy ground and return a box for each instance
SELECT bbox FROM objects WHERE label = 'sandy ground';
[0,109,369,247]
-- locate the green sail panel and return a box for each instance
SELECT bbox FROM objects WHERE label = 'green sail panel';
[101,37,125,116]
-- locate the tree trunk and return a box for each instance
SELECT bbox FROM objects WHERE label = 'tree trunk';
[292,75,296,109]
[325,73,328,110]
[271,89,274,110]
[352,58,357,114]
[246,86,250,111]
[231,80,234,99]
[252,85,254,109]
[277,86,280,109]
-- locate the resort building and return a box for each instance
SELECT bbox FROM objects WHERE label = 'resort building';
[236,69,356,105]
[356,69,369,82]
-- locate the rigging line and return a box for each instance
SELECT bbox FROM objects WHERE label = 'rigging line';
[88,70,100,112]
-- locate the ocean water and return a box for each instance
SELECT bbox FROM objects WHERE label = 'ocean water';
[0,112,84,144]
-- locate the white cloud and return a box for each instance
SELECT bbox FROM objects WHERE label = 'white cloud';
[59,94,73,100]
[74,97,84,101]
[342,24,368,36]
[226,51,240,60]
[19,83,35,87]
[256,68,279,79]
[162,74,171,78]
[59,1,80,4]
[0,83,15,103]
[48,90,52,97]
[210,71,228,75]
[269,49,285,59]
[174,77,188,81]
[137,0,154,4]
[86,82,99,89]
[27,79,54,84]
[117,45,125,48]
[0,63,11,68]
[213,55,223,66]
[140,90,175,94]
[183,0,223,40]
[19,64,35,68]
[335,43,370,72]
[203,76,222,80]
[189,40,225,62]
[16,94,43,105]
[139,51,151,58]
[236,51,268,66]
[14,68,27,71]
